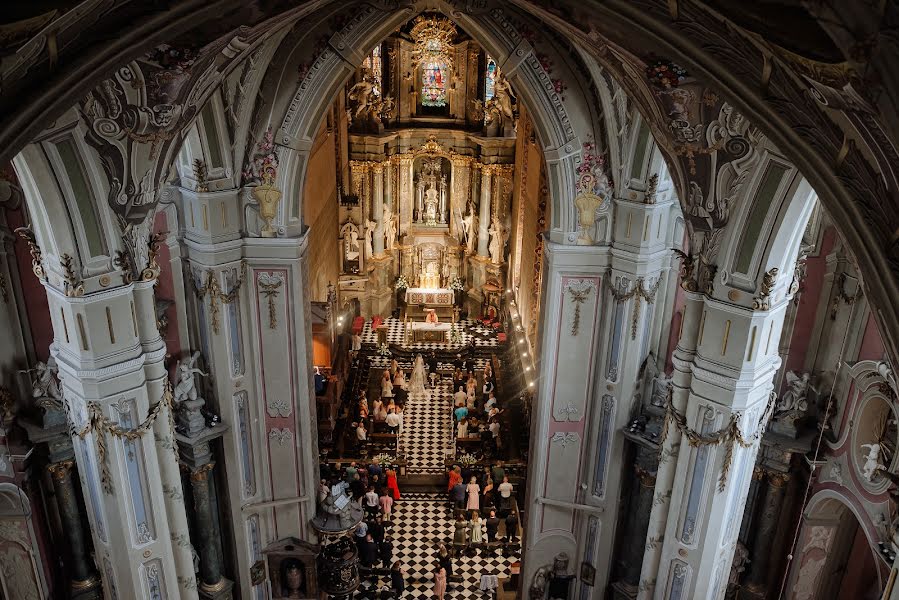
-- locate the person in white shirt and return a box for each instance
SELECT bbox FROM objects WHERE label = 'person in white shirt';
[453,389,467,407]
[457,418,468,439]
[497,476,513,511]
[364,486,379,516]
[356,422,367,441]
[385,407,402,434]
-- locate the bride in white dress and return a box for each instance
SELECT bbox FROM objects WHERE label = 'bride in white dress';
[409,354,427,395]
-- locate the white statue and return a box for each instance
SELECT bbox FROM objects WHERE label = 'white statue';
[861,443,887,481]
[777,371,814,414]
[488,216,503,264]
[462,204,478,255]
[347,68,378,121]
[383,203,396,251]
[343,225,360,261]
[424,185,439,224]
[492,72,515,130]
[364,219,376,258]
[21,358,61,402]
[174,351,208,405]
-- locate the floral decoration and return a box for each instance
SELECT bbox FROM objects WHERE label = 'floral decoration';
[457,452,479,466]
[576,139,614,197]
[377,343,392,357]
[449,277,464,291]
[395,275,410,290]
[645,59,688,89]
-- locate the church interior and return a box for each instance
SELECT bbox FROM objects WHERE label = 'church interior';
[0,2,897,600]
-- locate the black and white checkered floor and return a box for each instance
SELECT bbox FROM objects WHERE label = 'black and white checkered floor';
[361,492,519,599]
[361,318,500,351]
[369,357,489,475]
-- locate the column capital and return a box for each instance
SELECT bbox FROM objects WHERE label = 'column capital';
[190,463,216,482]
[371,162,385,174]
[47,459,75,480]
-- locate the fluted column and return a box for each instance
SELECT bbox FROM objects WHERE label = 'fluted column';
[477,165,492,257]
[743,471,789,596]
[47,460,101,596]
[372,163,385,256]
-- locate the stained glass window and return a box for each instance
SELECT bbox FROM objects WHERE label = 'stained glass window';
[363,44,382,97]
[422,60,447,107]
[485,56,497,100]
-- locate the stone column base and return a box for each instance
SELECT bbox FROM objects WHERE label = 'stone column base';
[71,575,102,599]
[610,581,638,600]
[199,577,235,600]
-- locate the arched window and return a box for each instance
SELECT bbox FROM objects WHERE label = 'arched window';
[362,44,382,97]
[421,59,447,107]
[485,56,497,100]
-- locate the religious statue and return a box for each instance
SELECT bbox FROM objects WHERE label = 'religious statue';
[861,442,887,481]
[281,558,306,599]
[423,185,439,224]
[771,371,815,437]
[343,223,360,261]
[488,216,504,264]
[347,68,378,121]
[728,542,750,587]
[20,358,62,404]
[573,192,603,245]
[462,204,478,255]
[364,219,376,258]
[492,72,515,134]
[174,351,208,405]
[383,203,397,251]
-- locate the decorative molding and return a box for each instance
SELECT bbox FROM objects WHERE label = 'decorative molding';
[550,431,579,449]
[268,428,293,446]
[60,253,84,297]
[257,271,284,330]
[553,401,579,422]
[14,225,44,280]
[267,396,291,419]
[564,279,596,336]
[752,267,778,310]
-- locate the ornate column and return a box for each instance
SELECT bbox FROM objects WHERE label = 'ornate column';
[49,275,198,598]
[450,156,472,240]
[397,155,414,236]
[651,294,785,600]
[611,449,659,600]
[190,463,232,599]
[372,163,385,257]
[742,471,789,598]
[477,165,492,258]
[47,459,101,597]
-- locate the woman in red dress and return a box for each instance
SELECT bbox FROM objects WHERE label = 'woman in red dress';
[386,465,401,500]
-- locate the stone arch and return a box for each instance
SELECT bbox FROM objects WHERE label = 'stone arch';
[267,0,596,242]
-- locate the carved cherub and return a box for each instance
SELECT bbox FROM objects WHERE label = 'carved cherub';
[174,351,208,405]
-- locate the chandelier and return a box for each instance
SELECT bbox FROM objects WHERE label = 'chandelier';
[409,16,457,68]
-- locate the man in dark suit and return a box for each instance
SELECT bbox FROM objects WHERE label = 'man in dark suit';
[485,509,500,543]
[358,533,379,567]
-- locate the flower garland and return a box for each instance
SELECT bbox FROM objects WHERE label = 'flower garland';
[659,389,776,491]
[190,261,248,334]
[395,275,409,290]
[71,380,179,495]
[449,276,464,292]
[607,274,662,340]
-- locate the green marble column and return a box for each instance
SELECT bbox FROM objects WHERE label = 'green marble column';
[48,460,101,597]
[190,463,229,597]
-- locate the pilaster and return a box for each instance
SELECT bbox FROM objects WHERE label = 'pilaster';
[372,163,385,256]
[49,278,198,599]
[477,165,492,258]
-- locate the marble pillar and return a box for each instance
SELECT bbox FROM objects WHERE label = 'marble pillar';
[743,471,789,597]
[477,165,492,258]
[612,453,658,600]
[651,295,787,600]
[50,278,198,598]
[47,460,101,597]
[190,463,232,599]
[372,163,385,257]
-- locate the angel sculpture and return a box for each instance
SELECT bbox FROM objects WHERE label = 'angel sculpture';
[861,442,887,481]
[20,358,62,405]
[174,351,208,405]
[347,68,378,121]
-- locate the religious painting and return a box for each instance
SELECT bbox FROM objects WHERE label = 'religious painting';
[422,59,447,107]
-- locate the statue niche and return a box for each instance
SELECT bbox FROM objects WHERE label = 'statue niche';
[413,156,450,226]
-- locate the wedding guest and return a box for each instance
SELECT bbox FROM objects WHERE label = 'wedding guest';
[466,476,480,511]
[497,476,513,512]
[368,515,385,544]
[379,538,393,568]
[385,465,401,500]
[358,398,370,420]
[453,513,469,546]
[457,417,468,439]
[390,562,406,596]
[385,407,402,434]
[453,402,468,422]
[372,398,387,421]
[485,509,500,543]
[469,512,485,545]
[379,488,394,522]
[358,533,379,567]
[447,465,462,492]
[389,358,399,377]
[482,476,495,508]
[364,486,379,517]
[433,564,447,600]
[437,543,453,578]
[505,512,519,542]
[356,421,368,443]
[381,370,394,398]
[450,479,466,510]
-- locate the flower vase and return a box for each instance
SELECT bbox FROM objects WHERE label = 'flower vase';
[253,181,282,238]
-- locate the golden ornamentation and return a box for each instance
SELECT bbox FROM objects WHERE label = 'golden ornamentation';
[71,380,178,495]
[752,267,779,311]
[830,271,862,319]
[644,173,659,204]
[15,225,44,279]
[47,459,75,481]
[191,261,248,335]
[659,388,777,491]
[190,463,215,482]
[672,249,697,292]
[192,159,209,192]
[258,272,283,330]
[409,16,457,69]
[253,171,282,238]
[608,273,662,339]
[60,254,85,297]
[573,192,604,244]
[565,279,596,336]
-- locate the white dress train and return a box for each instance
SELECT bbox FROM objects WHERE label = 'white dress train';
[409,356,427,394]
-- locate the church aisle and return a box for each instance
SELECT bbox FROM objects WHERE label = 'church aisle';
[401,381,453,474]
[390,492,519,599]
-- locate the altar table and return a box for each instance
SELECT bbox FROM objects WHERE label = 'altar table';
[404,287,454,306]
[409,322,451,343]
